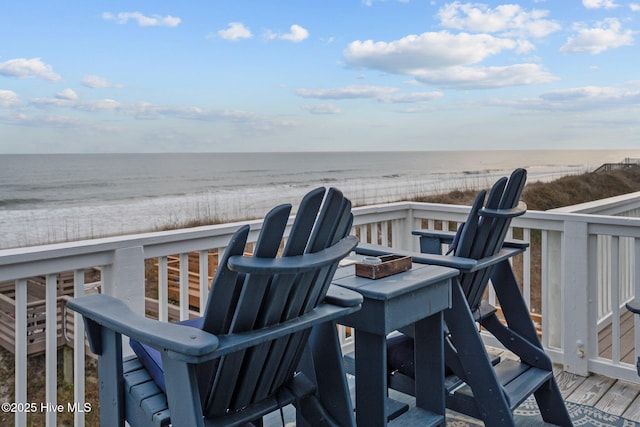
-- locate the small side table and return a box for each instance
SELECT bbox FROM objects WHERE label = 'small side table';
[333,260,457,427]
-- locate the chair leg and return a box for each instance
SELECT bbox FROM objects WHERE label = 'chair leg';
[490,260,540,345]
[161,353,205,427]
[300,322,356,427]
[490,260,572,426]
[445,281,515,426]
[96,328,125,427]
[534,380,573,426]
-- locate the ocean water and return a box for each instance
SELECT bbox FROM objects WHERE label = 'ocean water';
[0,150,637,249]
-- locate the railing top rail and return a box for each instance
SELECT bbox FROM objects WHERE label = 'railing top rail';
[0,217,280,263]
[0,217,296,282]
[5,201,640,257]
[4,198,640,282]
[551,191,640,215]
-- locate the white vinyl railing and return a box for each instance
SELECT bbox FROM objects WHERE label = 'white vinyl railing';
[3,194,640,425]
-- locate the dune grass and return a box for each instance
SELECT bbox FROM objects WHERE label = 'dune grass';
[411,167,640,211]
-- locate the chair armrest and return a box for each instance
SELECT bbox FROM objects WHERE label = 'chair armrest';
[627,302,640,314]
[67,294,219,362]
[228,236,358,274]
[325,285,364,307]
[356,243,525,273]
[480,202,526,219]
[411,229,457,255]
[211,301,361,357]
[412,230,529,250]
[503,239,529,250]
[411,229,456,244]
[355,243,476,271]
[472,247,526,271]
[68,291,362,363]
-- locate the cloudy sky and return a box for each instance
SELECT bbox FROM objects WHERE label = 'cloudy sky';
[1,0,639,153]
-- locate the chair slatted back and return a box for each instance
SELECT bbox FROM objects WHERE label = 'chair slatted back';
[453,169,527,313]
[198,187,353,417]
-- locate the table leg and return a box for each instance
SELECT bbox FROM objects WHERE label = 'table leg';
[414,312,445,420]
[354,329,389,427]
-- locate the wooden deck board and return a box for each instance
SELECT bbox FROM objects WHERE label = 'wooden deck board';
[623,394,640,422]
[564,373,616,406]
[553,368,588,398]
[593,379,640,416]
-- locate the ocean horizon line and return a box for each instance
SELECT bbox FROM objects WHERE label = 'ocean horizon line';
[0,148,635,156]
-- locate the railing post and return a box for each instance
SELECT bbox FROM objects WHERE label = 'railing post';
[199,250,209,315]
[73,269,86,427]
[543,229,562,350]
[633,239,640,372]
[561,220,589,376]
[396,206,419,252]
[102,246,145,358]
[103,246,145,314]
[15,279,27,427]
[179,253,189,321]
[45,274,58,427]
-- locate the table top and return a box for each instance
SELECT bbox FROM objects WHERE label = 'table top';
[333,256,458,301]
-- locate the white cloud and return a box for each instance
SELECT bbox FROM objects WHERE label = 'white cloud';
[344,31,518,74]
[631,3,640,11]
[31,95,123,112]
[296,85,443,103]
[541,86,620,101]
[0,111,119,133]
[560,18,634,54]
[536,86,640,110]
[264,24,309,42]
[55,89,78,101]
[302,103,342,114]
[217,22,252,40]
[342,32,558,89]
[414,63,557,89]
[25,94,291,134]
[362,0,410,5]
[380,91,444,103]
[582,0,619,9]
[279,25,309,42]
[82,75,123,89]
[497,85,640,113]
[102,12,181,27]
[437,2,561,38]
[296,86,399,99]
[0,90,21,107]
[0,58,61,82]
[75,99,123,112]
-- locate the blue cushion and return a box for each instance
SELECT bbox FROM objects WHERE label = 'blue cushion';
[130,317,204,394]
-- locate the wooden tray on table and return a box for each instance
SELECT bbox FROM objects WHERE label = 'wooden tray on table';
[355,254,412,279]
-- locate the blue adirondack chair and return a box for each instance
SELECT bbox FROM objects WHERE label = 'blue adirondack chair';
[68,187,362,427]
[358,169,573,426]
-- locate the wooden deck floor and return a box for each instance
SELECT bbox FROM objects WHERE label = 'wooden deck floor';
[563,308,640,421]
[556,366,640,421]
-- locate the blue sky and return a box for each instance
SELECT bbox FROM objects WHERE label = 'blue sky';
[1,0,639,153]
